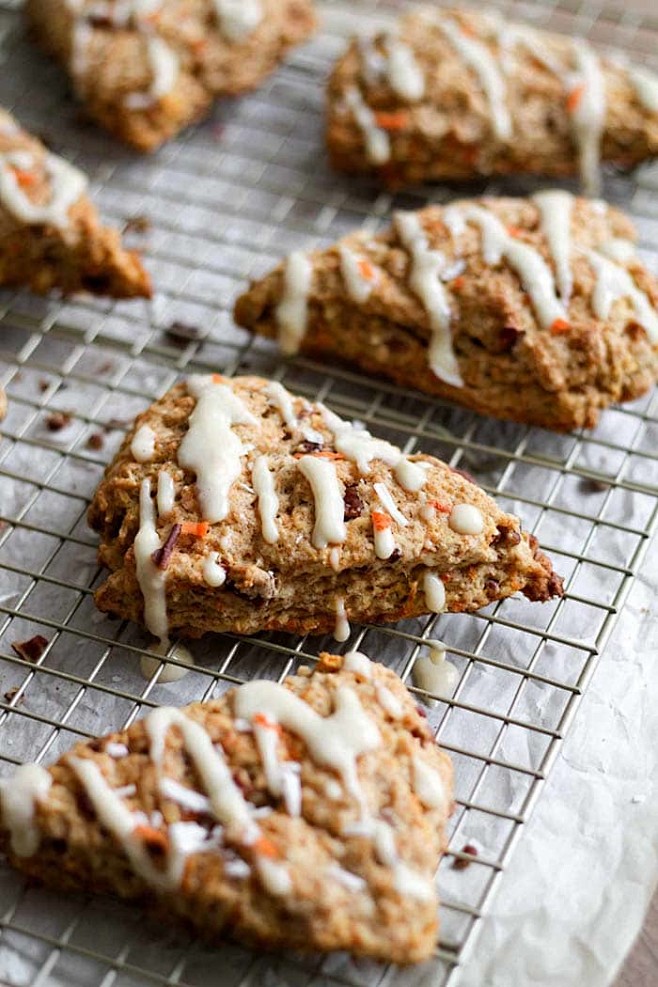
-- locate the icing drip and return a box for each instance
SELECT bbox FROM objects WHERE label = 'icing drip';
[533,190,574,302]
[423,572,446,613]
[178,376,257,524]
[585,250,658,344]
[297,455,347,549]
[0,763,52,857]
[160,777,211,814]
[211,0,262,42]
[334,597,351,642]
[412,642,459,701]
[252,456,279,544]
[395,211,462,388]
[256,857,292,896]
[343,651,372,679]
[339,245,378,304]
[599,239,636,263]
[452,205,568,329]
[383,36,425,101]
[629,67,658,113]
[344,817,434,901]
[140,641,195,683]
[276,251,313,356]
[134,478,169,644]
[412,754,447,810]
[235,681,381,802]
[376,684,403,719]
[263,381,297,429]
[157,470,175,515]
[494,23,563,77]
[433,16,512,141]
[449,503,484,535]
[372,511,396,560]
[203,552,226,588]
[392,861,435,901]
[131,424,156,463]
[374,481,409,527]
[344,86,391,165]
[567,42,606,196]
[0,151,87,229]
[125,36,179,110]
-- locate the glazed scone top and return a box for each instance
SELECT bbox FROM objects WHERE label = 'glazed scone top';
[0,108,88,232]
[89,374,551,644]
[268,193,658,388]
[0,652,451,928]
[334,7,658,192]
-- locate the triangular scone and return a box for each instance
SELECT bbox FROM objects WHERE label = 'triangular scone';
[87,374,561,642]
[0,109,150,297]
[0,652,453,964]
[25,0,317,152]
[234,194,658,432]
[327,7,658,193]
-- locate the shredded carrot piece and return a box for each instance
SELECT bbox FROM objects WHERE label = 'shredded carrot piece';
[357,258,375,281]
[134,825,168,852]
[181,521,209,537]
[211,373,225,384]
[549,318,571,336]
[190,38,207,53]
[374,110,409,130]
[566,84,585,113]
[451,276,465,291]
[372,510,392,532]
[12,168,36,188]
[460,22,478,38]
[507,226,524,238]
[429,501,452,513]
[253,712,283,734]
[254,836,279,859]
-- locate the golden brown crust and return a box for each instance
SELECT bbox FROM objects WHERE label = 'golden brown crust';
[87,374,561,641]
[326,8,658,187]
[0,108,151,297]
[233,196,658,432]
[25,0,317,151]
[0,655,453,964]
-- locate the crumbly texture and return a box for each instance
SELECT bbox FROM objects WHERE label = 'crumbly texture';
[25,0,317,152]
[0,654,454,964]
[234,198,658,432]
[0,108,151,297]
[87,375,561,640]
[327,8,658,186]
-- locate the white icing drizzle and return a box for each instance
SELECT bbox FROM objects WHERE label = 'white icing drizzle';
[0,764,52,857]
[344,86,391,165]
[412,643,459,701]
[178,376,257,524]
[394,457,429,493]
[433,16,512,140]
[423,572,446,613]
[452,205,567,329]
[339,245,378,304]
[327,864,367,892]
[251,456,279,544]
[449,503,484,536]
[393,861,435,901]
[280,763,302,818]
[276,251,313,356]
[106,742,129,758]
[140,642,194,683]
[263,381,297,429]
[0,151,87,229]
[629,67,658,113]
[124,36,179,110]
[585,250,658,344]
[383,36,425,101]
[376,684,403,719]
[157,470,175,516]
[113,786,137,801]
[395,211,463,388]
[343,816,434,901]
[131,424,156,463]
[334,597,351,643]
[374,481,409,527]
[256,857,292,896]
[533,190,574,303]
[494,22,563,77]
[599,239,636,263]
[412,754,447,810]
[372,512,396,560]
[160,777,211,814]
[134,478,169,645]
[567,42,606,196]
[297,455,346,549]
[234,681,381,802]
[211,0,263,43]
[343,650,372,679]
[203,552,226,588]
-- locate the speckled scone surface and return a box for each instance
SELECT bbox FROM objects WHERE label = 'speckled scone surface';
[0,653,453,964]
[26,0,317,151]
[234,196,658,432]
[0,107,150,296]
[327,7,658,190]
[87,374,561,642]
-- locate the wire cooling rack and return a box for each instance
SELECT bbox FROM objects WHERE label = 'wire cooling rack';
[0,1,657,985]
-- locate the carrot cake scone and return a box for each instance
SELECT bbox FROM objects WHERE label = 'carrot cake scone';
[234,193,658,431]
[87,374,561,643]
[0,108,150,296]
[0,652,453,963]
[327,7,658,193]
[25,0,317,152]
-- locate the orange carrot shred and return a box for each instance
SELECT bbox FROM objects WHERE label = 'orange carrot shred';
[253,712,283,734]
[181,521,209,537]
[134,825,169,852]
[566,84,585,113]
[12,168,36,188]
[430,501,452,513]
[211,373,225,384]
[550,318,571,336]
[507,226,524,238]
[254,836,279,859]
[357,258,375,281]
[451,276,465,291]
[374,110,409,130]
[372,510,392,531]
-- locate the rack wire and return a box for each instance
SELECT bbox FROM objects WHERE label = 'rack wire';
[0,0,657,984]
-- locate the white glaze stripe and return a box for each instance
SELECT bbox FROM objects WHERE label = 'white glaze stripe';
[567,42,606,197]
[344,86,391,165]
[134,478,169,644]
[0,152,87,229]
[383,36,425,101]
[0,764,52,857]
[276,251,313,356]
[585,249,658,344]
[297,455,346,549]
[252,455,279,544]
[629,67,658,113]
[124,36,179,110]
[533,190,574,303]
[339,245,377,304]
[211,0,262,42]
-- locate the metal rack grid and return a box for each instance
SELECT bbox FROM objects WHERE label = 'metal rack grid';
[0,0,657,984]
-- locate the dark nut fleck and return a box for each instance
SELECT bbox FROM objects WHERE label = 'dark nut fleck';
[453,844,479,870]
[11,635,49,663]
[343,484,363,521]
[295,440,324,455]
[499,325,525,352]
[45,411,72,432]
[86,432,104,451]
